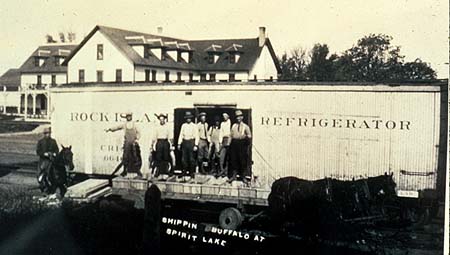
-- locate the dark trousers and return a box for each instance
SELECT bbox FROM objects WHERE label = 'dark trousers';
[37,158,52,192]
[197,139,209,173]
[155,139,170,176]
[229,139,251,179]
[181,139,196,176]
[123,141,142,175]
[209,142,221,174]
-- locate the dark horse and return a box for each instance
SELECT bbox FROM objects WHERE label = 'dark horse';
[267,173,397,238]
[46,145,75,197]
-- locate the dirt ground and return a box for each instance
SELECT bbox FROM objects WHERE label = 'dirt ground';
[0,132,446,255]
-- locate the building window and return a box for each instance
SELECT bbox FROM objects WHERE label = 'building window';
[145,69,150,82]
[97,70,103,82]
[152,70,157,82]
[177,52,182,62]
[165,71,170,82]
[54,57,60,66]
[188,52,193,63]
[144,46,150,59]
[229,73,235,82]
[34,57,40,67]
[37,75,42,85]
[97,44,103,60]
[116,69,122,82]
[229,54,236,64]
[200,74,207,82]
[208,54,214,64]
[209,73,216,82]
[188,73,193,82]
[78,69,85,83]
[51,75,56,85]
[177,72,182,82]
[161,50,166,61]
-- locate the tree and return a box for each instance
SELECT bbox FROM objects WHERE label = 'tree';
[45,34,57,43]
[337,34,405,82]
[400,59,436,80]
[307,44,338,81]
[278,47,308,81]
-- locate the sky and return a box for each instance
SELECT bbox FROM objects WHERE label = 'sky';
[0,0,448,78]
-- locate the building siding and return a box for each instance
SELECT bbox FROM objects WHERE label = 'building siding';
[67,31,134,83]
[51,84,441,194]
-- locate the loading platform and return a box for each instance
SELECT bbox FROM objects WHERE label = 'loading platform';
[112,175,270,207]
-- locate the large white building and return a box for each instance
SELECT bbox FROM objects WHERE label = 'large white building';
[64,25,280,84]
[0,44,77,118]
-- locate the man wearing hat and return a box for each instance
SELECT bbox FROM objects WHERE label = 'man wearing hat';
[106,111,142,178]
[228,110,252,184]
[36,127,59,192]
[196,112,210,174]
[208,116,223,176]
[219,112,231,177]
[152,113,173,179]
[177,111,198,178]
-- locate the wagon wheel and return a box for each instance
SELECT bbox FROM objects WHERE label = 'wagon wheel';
[380,197,402,221]
[219,207,243,230]
[404,207,430,227]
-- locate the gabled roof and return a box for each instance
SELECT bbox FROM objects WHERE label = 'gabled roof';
[19,44,77,74]
[63,25,281,73]
[0,68,20,90]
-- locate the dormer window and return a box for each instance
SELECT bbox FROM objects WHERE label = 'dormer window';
[208,54,214,64]
[205,44,222,64]
[35,57,45,67]
[226,44,242,64]
[54,57,65,66]
[161,49,167,61]
[229,54,236,64]
[143,46,150,59]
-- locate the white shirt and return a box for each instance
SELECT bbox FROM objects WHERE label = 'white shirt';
[220,119,231,138]
[178,122,199,145]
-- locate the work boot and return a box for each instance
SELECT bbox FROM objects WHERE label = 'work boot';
[227,174,237,183]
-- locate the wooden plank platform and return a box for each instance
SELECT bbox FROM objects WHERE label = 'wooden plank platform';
[66,179,110,198]
[112,176,270,206]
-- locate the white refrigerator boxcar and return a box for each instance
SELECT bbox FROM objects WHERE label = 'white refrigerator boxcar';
[50,83,446,197]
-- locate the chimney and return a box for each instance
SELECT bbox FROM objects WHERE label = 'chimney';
[157,27,163,34]
[258,27,266,47]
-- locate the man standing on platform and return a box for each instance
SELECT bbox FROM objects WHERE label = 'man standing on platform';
[152,113,173,180]
[228,110,252,184]
[219,113,231,177]
[208,116,222,176]
[196,112,210,174]
[177,112,198,178]
[106,111,143,178]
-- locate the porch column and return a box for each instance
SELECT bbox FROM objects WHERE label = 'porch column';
[3,93,7,114]
[46,92,50,120]
[32,94,36,115]
[24,92,28,119]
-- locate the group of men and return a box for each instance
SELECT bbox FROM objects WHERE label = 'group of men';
[107,110,253,184]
